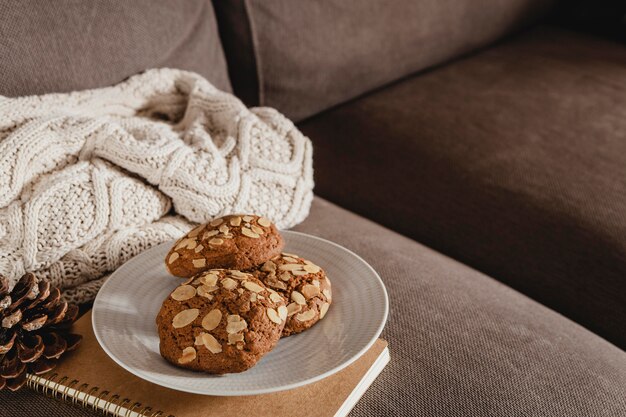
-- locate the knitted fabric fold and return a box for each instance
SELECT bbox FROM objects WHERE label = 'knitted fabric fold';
[0,69,314,303]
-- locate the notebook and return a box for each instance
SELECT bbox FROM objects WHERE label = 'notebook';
[26,311,389,417]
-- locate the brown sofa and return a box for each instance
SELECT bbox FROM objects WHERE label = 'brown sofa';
[1,1,625,416]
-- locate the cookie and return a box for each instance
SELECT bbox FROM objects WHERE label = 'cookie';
[156,269,287,374]
[165,215,284,278]
[251,253,332,337]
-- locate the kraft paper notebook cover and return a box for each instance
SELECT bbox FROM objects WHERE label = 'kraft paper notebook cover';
[27,311,389,417]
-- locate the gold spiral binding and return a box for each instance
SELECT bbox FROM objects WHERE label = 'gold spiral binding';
[127,401,143,417]
[75,383,90,406]
[42,373,59,397]
[86,385,100,411]
[61,379,79,402]
[55,376,69,400]
[26,373,172,417]
[116,398,132,416]
[94,390,110,412]
[108,394,120,417]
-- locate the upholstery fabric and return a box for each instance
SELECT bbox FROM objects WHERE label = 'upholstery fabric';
[213,0,557,121]
[3,198,625,416]
[298,26,626,348]
[0,0,232,96]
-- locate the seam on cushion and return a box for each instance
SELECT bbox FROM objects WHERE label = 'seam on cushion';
[243,0,264,106]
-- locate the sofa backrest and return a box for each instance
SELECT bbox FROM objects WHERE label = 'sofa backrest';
[214,0,558,121]
[0,0,231,97]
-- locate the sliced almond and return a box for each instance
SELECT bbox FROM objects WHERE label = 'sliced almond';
[269,292,283,303]
[172,308,199,328]
[209,238,224,246]
[251,225,265,235]
[178,347,196,364]
[312,280,320,288]
[277,305,288,321]
[302,284,320,299]
[228,333,245,345]
[203,230,219,240]
[282,256,299,263]
[168,252,180,264]
[243,281,265,293]
[267,308,282,324]
[319,302,330,319]
[303,264,321,274]
[194,244,204,253]
[175,238,190,250]
[250,293,258,302]
[257,217,271,227]
[242,215,254,223]
[209,218,224,227]
[292,270,308,276]
[186,239,198,250]
[227,314,241,322]
[279,272,292,281]
[267,278,287,290]
[187,225,204,238]
[202,309,222,331]
[196,288,214,300]
[226,318,248,334]
[229,270,249,279]
[202,333,222,353]
[203,273,219,287]
[171,285,196,301]
[291,291,306,305]
[279,264,303,271]
[221,278,237,290]
[219,224,230,234]
[241,228,260,239]
[229,216,242,227]
[287,302,302,316]
[323,289,332,300]
[261,261,277,272]
[296,309,316,322]
[192,258,206,268]
[282,252,300,258]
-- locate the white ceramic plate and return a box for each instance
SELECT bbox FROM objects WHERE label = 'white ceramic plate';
[92,231,388,396]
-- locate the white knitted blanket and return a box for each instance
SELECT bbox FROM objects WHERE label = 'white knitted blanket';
[0,69,314,304]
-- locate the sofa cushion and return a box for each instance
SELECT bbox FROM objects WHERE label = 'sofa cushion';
[2,197,626,416]
[297,199,626,416]
[213,0,557,121]
[298,26,626,348]
[0,0,231,96]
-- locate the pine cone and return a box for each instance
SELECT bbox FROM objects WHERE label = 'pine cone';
[0,273,82,391]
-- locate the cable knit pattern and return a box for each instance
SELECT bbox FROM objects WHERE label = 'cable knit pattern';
[0,69,314,303]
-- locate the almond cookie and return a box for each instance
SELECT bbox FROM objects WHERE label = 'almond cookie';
[251,253,332,337]
[156,269,287,374]
[165,215,284,278]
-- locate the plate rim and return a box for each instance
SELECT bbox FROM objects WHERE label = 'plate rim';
[92,230,389,396]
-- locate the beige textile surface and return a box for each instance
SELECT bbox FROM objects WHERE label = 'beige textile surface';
[0,68,313,304]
